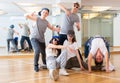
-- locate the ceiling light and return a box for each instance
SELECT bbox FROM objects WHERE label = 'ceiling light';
[17,3,37,6]
[22,7,41,13]
[92,6,111,12]
[83,13,99,19]
[103,15,112,19]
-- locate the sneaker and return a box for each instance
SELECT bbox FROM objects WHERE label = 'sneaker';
[34,66,39,72]
[49,69,59,81]
[59,68,69,76]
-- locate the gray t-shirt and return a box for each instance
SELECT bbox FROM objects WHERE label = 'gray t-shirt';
[30,17,48,43]
[60,13,79,34]
[21,24,30,37]
[7,28,14,39]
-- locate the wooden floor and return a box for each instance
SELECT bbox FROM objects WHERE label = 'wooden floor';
[0,47,120,83]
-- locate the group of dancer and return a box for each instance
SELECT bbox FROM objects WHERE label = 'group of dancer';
[25,2,115,81]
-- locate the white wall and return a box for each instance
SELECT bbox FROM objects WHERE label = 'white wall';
[113,14,120,46]
[75,13,82,47]
[0,17,21,47]
[0,16,53,47]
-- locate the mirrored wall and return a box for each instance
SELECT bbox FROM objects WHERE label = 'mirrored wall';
[81,12,115,46]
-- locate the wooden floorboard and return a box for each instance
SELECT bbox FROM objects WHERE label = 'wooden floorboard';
[0,47,120,83]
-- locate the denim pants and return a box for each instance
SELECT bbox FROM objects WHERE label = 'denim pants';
[20,36,32,49]
[31,38,46,67]
[46,50,67,70]
[7,39,18,52]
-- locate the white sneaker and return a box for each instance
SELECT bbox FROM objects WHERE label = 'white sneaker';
[59,68,69,76]
[49,69,59,81]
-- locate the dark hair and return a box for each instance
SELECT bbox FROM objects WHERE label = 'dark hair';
[74,2,80,7]
[38,8,49,16]
[49,36,59,44]
[67,30,76,43]
[10,25,14,28]
[94,59,103,66]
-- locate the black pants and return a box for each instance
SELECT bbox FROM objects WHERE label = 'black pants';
[65,50,83,69]
[57,34,67,56]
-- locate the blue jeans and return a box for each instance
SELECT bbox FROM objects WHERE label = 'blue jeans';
[20,36,32,49]
[47,50,67,70]
[31,38,46,67]
[7,39,18,52]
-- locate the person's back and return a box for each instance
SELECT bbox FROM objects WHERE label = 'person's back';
[84,36,110,59]
[21,24,30,37]
[7,27,14,39]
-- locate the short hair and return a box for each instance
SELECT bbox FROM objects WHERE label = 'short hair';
[38,8,49,16]
[49,36,59,44]
[10,25,14,28]
[74,2,80,7]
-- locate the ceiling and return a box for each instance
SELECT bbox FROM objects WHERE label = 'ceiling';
[0,0,120,17]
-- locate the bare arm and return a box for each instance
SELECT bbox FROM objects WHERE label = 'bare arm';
[57,3,70,16]
[75,22,80,31]
[18,24,22,28]
[48,44,66,49]
[25,12,37,21]
[47,23,60,32]
[13,29,19,35]
[105,52,109,72]
[88,53,92,73]
[76,49,84,70]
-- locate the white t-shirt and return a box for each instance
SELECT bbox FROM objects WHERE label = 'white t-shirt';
[63,40,79,60]
[90,38,107,57]
[46,44,58,58]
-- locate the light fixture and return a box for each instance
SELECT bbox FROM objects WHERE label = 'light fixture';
[103,15,112,19]
[83,13,99,19]
[17,3,37,6]
[15,2,41,13]
[92,6,111,12]
[22,7,41,13]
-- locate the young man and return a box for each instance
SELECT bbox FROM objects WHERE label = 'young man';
[18,23,32,51]
[7,25,19,52]
[57,2,80,55]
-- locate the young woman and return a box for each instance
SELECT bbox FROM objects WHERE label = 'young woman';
[62,30,84,71]
[25,8,60,72]
[46,36,68,81]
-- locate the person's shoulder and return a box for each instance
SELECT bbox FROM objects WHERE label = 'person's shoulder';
[64,40,68,43]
